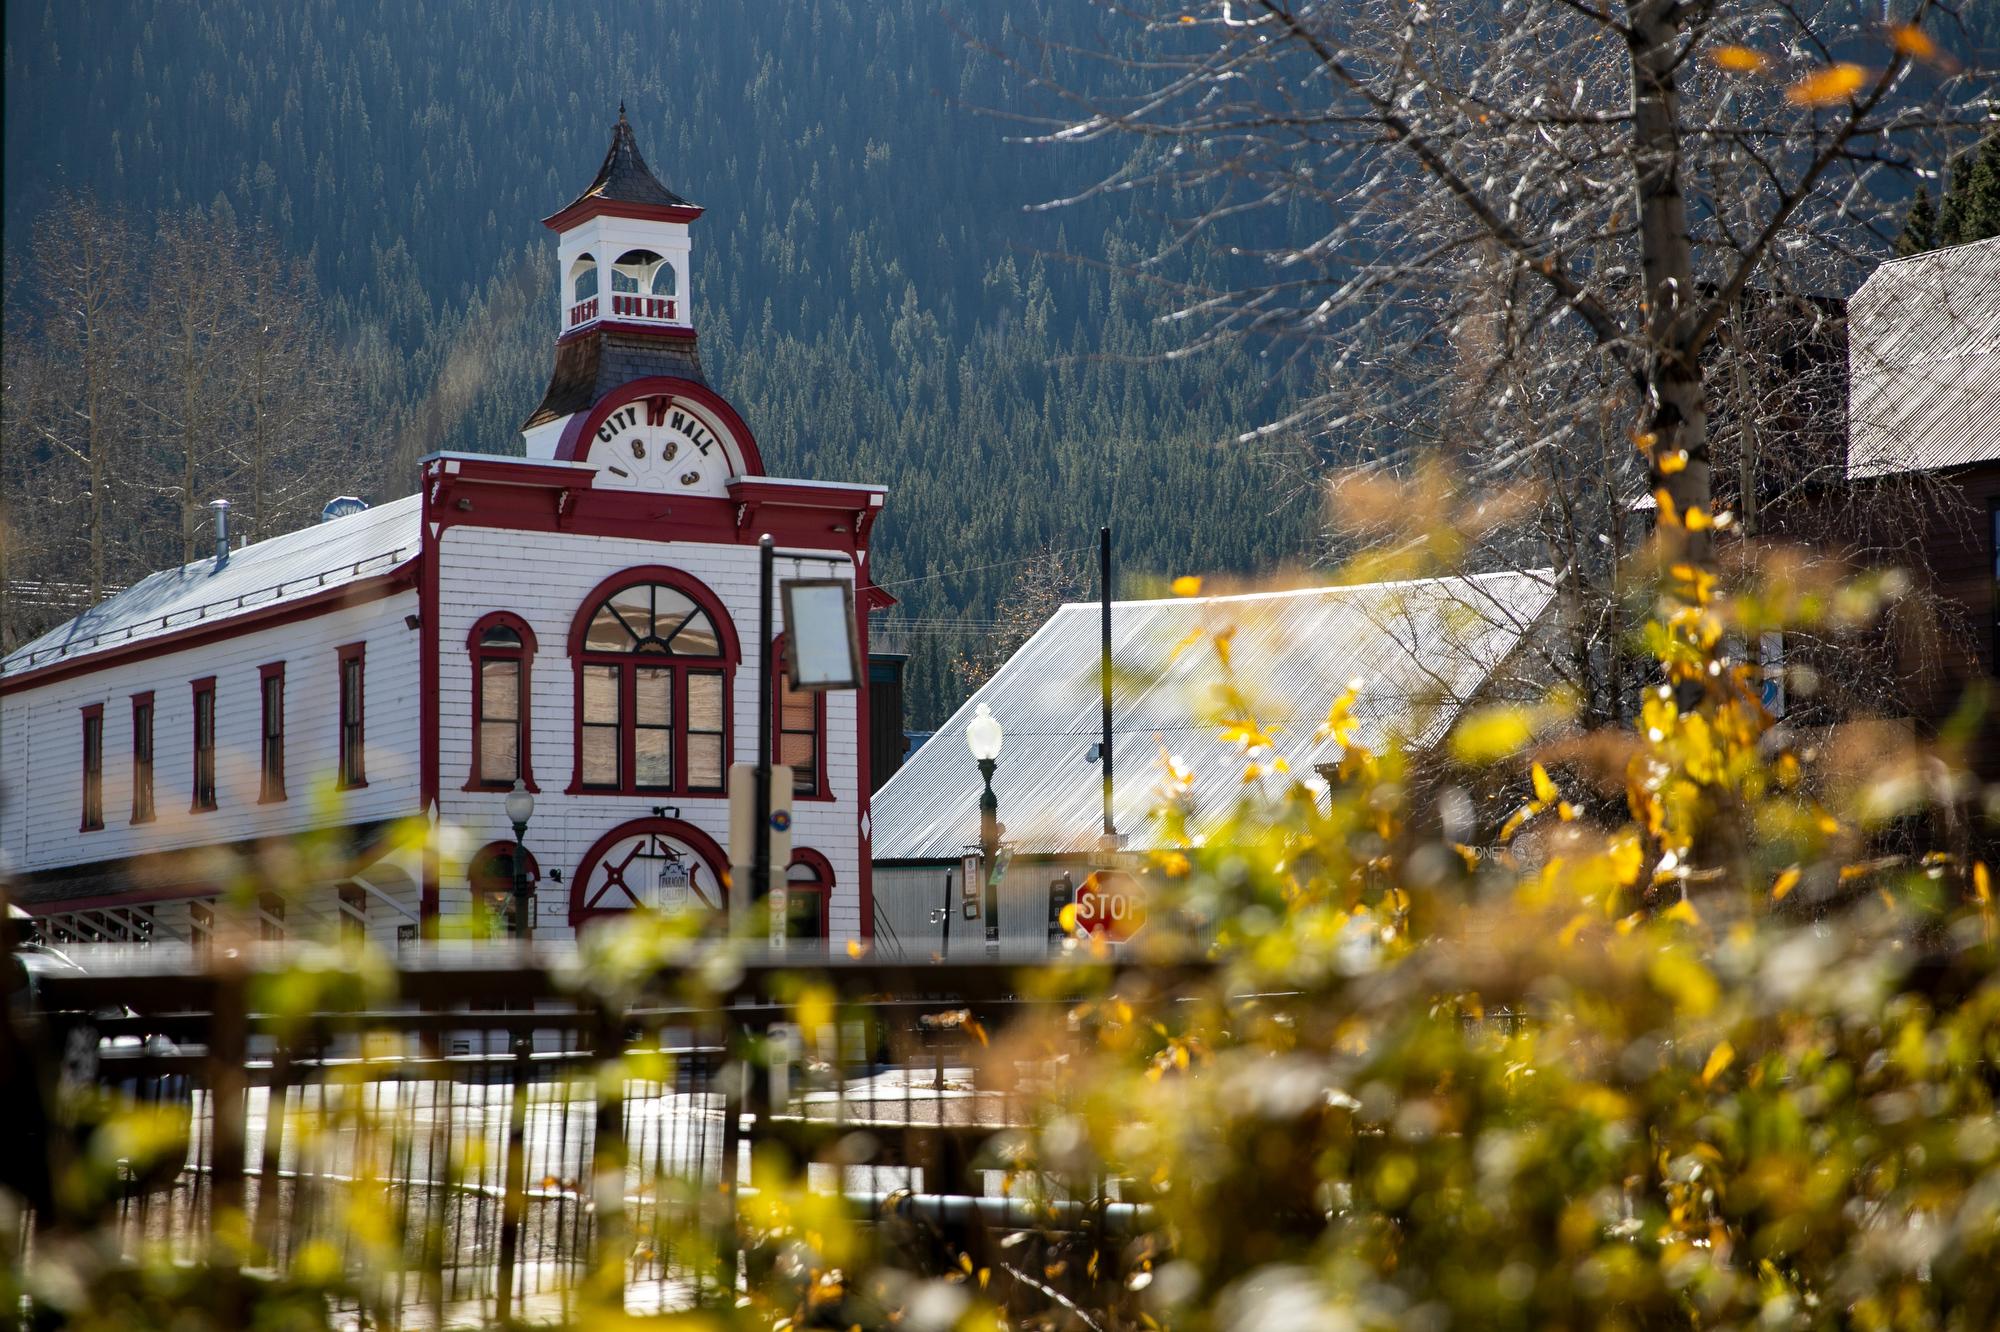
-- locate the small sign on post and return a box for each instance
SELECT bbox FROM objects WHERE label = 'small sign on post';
[729,763,792,929]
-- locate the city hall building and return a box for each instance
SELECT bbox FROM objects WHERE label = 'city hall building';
[0,113,890,951]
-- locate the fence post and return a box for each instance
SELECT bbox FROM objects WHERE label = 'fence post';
[586,1000,626,1312]
[252,1043,289,1263]
[496,1032,531,1323]
[205,963,249,1326]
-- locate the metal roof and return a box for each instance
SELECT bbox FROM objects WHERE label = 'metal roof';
[870,570,1556,861]
[2,495,421,679]
[1846,237,2000,479]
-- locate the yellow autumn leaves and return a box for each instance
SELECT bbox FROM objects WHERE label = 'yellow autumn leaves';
[1710,24,1950,106]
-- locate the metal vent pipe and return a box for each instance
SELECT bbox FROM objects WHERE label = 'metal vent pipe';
[209,499,231,571]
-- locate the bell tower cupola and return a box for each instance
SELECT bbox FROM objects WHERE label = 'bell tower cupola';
[522,106,710,459]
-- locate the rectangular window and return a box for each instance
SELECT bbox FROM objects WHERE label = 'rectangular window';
[580,664,621,788]
[131,692,155,823]
[338,644,366,788]
[635,666,674,788]
[479,658,522,784]
[80,704,104,831]
[779,675,820,797]
[259,662,286,802]
[191,678,217,811]
[688,670,726,791]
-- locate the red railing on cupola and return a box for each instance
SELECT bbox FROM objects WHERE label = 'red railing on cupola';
[610,295,678,322]
[568,297,599,327]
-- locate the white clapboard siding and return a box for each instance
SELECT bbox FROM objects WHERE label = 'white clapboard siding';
[433,526,864,943]
[0,592,421,873]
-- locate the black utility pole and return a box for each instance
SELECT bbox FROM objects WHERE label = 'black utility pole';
[753,534,775,934]
[1100,525,1115,841]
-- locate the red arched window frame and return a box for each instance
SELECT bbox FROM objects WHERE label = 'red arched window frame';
[565,567,739,797]
[771,634,830,801]
[466,612,539,792]
[785,847,835,941]
[468,838,542,936]
[569,816,731,927]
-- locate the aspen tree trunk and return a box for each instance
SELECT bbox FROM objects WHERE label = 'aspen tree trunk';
[250,332,268,540]
[1626,0,1712,571]
[182,319,201,564]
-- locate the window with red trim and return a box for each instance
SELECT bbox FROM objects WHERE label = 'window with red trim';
[337,643,367,788]
[569,575,733,795]
[785,849,834,942]
[131,692,155,823]
[468,613,538,790]
[191,677,217,811]
[773,636,827,798]
[80,704,104,831]
[468,840,542,937]
[259,662,286,802]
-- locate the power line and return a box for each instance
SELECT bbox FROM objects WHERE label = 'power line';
[868,543,1098,594]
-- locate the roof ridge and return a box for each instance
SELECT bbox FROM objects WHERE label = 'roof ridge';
[1054,566,1556,612]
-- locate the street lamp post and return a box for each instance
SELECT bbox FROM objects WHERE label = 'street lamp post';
[505,779,535,947]
[964,703,1003,956]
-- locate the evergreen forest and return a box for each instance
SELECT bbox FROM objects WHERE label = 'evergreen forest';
[1,0,1321,727]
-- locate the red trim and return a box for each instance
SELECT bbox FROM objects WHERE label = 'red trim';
[258,661,287,804]
[336,642,368,789]
[855,563,876,937]
[465,612,540,793]
[1,571,414,694]
[552,377,764,477]
[787,847,835,939]
[728,479,886,510]
[190,677,217,813]
[569,817,730,926]
[79,703,105,832]
[541,198,704,232]
[772,635,831,801]
[130,691,155,824]
[556,320,699,347]
[564,568,737,797]
[468,839,544,936]
[419,485,441,938]
[468,839,543,892]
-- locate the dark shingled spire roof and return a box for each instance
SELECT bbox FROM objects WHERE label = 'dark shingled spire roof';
[556,105,696,214]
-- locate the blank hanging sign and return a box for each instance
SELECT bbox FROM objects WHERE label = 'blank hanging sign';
[781,578,863,691]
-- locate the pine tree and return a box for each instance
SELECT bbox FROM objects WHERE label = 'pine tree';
[1895,186,1937,256]
[1936,133,2000,248]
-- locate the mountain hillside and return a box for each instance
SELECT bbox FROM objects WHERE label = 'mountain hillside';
[2,0,1320,726]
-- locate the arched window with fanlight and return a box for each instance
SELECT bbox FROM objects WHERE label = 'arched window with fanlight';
[467,612,539,791]
[568,570,736,795]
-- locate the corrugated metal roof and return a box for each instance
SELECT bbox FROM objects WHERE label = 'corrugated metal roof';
[871,570,1556,861]
[3,495,421,678]
[1847,237,2000,478]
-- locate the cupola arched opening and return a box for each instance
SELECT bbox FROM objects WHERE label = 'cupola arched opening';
[569,253,599,303]
[567,568,738,796]
[611,249,669,295]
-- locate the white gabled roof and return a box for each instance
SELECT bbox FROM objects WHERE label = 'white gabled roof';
[871,569,1556,861]
[3,495,421,679]
[1847,237,2000,479]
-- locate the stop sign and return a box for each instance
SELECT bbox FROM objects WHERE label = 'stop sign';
[1074,870,1146,941]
